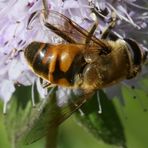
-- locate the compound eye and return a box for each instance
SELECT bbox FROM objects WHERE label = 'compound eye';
[124,38,142,65]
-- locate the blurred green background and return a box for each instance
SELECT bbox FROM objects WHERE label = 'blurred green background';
[0,84,148,148]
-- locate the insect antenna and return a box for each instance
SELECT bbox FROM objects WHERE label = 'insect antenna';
[3,101,7,114]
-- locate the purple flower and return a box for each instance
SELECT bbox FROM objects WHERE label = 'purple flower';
[0,0,148,113]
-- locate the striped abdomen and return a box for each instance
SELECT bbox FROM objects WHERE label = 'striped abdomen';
[24,42,85,87]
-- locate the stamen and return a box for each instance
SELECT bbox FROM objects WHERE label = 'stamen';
[3,101,7,114]
[106,3,140,29]
[125,1,148,11]
[97,91,102,114]
[4,49,18,65]
[31,80,36,107]
[78,108,85,116]
[13,21,20,38]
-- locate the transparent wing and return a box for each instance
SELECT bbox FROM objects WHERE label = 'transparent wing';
[24,87,94,144]
[27,10,107,48]
[43,10,104,46]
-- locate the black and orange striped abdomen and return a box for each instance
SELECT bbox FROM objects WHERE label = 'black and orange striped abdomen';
[24,42,85,87]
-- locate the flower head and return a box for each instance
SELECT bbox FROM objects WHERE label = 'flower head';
[0,0,148,113]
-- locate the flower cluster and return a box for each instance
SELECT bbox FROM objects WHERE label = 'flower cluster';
[0,0,148,113]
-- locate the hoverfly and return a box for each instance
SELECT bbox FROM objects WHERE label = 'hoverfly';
[25,10,146,92]
[24,8,147,144]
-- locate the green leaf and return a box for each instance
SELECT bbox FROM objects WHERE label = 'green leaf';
[121,83,148,112]
[75,90,126,148]
[23,87,93,144]
[3,84,93,146]
[4,86,32,147]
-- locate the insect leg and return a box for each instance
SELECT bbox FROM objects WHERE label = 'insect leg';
[101,11,117,39]
[85,17,98,45]
[42,82,52,88]
[85,22,98,45]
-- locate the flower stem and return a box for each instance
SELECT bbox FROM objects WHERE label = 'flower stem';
[45,127,58,148]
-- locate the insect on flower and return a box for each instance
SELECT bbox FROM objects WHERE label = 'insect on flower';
[25,10,147,94]
[23,1,148,144]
